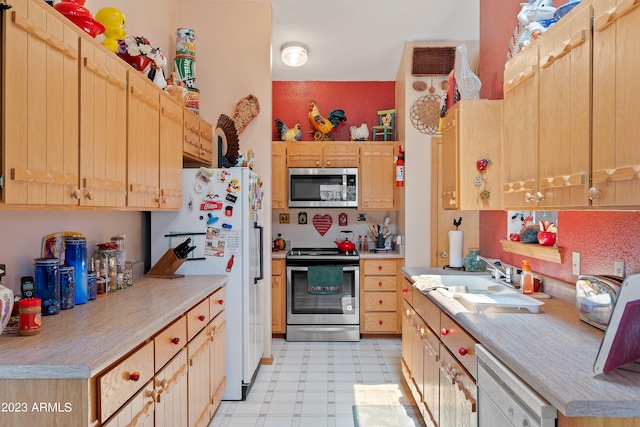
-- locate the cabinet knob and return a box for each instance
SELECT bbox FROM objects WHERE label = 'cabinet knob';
[326,161,331,166]
[129,371,141,381]
[440,328,449,336]
[524,192,534,203]
[379,299,383,305]
[458,347,468,356]
[315,160,320,166]
[171,337,180,345]
[85,190,94,200]
[216,299,224,305]
[588,187,602,200]
[378,265,382,270]
[379,320,383,325]
[199,315,206,322]
[402,288,409,293]
[71,189,82,200]
[378,282,383,287]
[535,191,545,202]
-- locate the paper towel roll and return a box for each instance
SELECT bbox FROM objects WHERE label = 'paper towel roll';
[448,230,464,268]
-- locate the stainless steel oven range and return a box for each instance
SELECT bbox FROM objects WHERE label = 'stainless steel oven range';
[286,248,360,342]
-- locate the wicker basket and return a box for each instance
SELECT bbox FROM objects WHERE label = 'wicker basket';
[412,46,456,76]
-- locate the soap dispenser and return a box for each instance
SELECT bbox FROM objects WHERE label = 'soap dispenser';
[521,259,534,295]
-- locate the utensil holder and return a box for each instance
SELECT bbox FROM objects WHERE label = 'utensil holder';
[146,249,186,279]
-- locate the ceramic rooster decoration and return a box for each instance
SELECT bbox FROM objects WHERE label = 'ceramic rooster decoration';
[349,122,369,141]
[274,118,302,142]
[308,100,347,140]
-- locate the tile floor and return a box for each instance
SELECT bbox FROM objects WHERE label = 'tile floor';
[209,338,424,427]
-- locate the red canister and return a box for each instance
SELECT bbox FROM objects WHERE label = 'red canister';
[18,298,42,336]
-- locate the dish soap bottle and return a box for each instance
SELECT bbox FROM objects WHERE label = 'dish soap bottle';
[521,259,534,295]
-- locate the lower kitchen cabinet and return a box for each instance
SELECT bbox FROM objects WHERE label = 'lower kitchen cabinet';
[439,343,477,427]
[361,259,402,334]
[154,349,189,427]
[188,324,212,427]
[103,381,156,427]
[271,259,286,334]
[209,312,227,419]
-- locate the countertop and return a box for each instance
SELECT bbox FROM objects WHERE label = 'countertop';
[402,267,640,418]
[0,275,227,379]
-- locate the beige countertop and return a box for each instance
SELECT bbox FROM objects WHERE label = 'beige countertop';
[0,275,227,379]
[402,267,640,418]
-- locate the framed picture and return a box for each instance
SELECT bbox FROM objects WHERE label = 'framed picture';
[298,211,307,224]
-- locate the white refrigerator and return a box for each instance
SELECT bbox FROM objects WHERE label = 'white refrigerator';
[151,167,264,400]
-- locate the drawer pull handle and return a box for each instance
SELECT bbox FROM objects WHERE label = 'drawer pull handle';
[440,328,449,336]
[171,337,180,345]
[379,320,383,325]
[129,371,141,382]
[216,299,224,305]
[379,300,383,305]
[378,266,382,270]
[378,282,383,287]
[458,347,468,356]
[199,315,206,322]
[402,288,409,293]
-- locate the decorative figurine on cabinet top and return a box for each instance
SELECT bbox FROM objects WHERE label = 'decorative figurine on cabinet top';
[349,122,369,141]
[308,100,347,141]
[95,7,127,52]
[275,118,302,141]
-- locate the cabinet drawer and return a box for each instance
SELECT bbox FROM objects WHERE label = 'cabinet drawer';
[364,275,397,291]
[155,315,187,370]
[187,298,210,342]
[209,287,226,320]
[99,341,154,422]
[364,312,398,332]
[413,291,440,333]
[272,259,285,275]
[364,291,397,312]
[401,277,413,305]
[440,314,477,379]
[363,259,397,275]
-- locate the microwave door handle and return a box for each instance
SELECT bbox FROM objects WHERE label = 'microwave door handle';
[342,174,347,201]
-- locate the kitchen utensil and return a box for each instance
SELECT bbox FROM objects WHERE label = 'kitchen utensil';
[576,275,622,330]
[335,230,356,252]
[369,224,378,237]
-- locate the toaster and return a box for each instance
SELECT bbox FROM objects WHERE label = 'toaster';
[575,275,622,330]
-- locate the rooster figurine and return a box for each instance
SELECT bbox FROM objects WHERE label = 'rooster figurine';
[349,122,369,141]
[274,118,302,142]
[308,100,347,140]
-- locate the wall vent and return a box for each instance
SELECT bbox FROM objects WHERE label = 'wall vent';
[411,46,456,76]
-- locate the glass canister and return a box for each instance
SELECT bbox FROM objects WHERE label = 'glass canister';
[88,272,97,300]
[92,248,117,295]
[59,265,75,310]
[65,236,88,305]
[123,262,133,287]
[34,258,61,315]
[114,249,126,290]
[463,248,486,272]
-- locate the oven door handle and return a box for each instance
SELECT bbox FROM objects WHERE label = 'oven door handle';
[286,266,360,272]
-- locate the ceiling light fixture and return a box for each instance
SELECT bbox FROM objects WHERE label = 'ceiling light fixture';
[281,42,308,67]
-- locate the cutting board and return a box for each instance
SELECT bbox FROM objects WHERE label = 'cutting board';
[453,292,545,313]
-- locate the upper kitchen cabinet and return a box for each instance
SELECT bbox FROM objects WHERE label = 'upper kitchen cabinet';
[78,37,128,207]
[591,0,640,206]
[440,100,503,210]
[287,141,359,168]
[1,1,80,206]
[360,143,397,210]
[537,2,592,208]
[183,108,214,166]
[271,142,288,210]
[502,41,540,210]
[159,95,184,210]
[127,70,161,209]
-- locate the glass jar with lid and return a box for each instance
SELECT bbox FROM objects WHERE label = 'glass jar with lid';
[92,247,117,295]
[34,258,61,315]
[463,248,485,272]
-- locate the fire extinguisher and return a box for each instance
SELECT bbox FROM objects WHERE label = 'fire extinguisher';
[396,145,404,187]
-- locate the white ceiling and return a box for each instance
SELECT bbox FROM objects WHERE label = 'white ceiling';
[271,0,480,81]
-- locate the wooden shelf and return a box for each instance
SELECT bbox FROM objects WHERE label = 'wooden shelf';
[499,240,564,264]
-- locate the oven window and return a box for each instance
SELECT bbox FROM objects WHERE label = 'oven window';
[289,268,357,315]
[290,175,344,201]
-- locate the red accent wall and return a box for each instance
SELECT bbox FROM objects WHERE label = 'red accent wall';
[480,211,640,283]
[272,81,395,142]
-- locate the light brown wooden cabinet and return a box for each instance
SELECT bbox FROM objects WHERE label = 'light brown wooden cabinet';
[591,0,640,207]
[440,100,503,210]
[287,141,359,167]
[271,143,288,210]
[360,259,401,334]
[183,109,214,166]
[271,258,286,334]
[159,95,185,210]
[360,143,397,210]
[208,312,227,420]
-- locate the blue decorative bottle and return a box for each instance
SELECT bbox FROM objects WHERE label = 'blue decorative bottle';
[65,237,88,304]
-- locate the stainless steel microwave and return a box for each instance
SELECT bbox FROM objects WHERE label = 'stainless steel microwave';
[288,168,358,208]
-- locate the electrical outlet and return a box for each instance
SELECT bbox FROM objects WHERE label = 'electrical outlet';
[614,261,625,277]
[572,252,581,276]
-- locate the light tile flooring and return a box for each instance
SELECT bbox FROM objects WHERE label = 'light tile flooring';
[208,338,424,427]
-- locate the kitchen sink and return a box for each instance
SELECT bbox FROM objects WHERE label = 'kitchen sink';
[411,274,545,313]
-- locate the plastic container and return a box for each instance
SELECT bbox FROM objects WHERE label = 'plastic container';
[521,259,534,295]
[65,236,88,305]
[34,258,60,315]
[18,298,42,336]
[59,265,75,310]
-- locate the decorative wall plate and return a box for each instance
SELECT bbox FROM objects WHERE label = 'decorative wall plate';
[410,94,441,135]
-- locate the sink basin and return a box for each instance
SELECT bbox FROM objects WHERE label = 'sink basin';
[411,274,544,313]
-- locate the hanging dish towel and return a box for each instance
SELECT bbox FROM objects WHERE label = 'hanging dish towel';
[308,266,343,295]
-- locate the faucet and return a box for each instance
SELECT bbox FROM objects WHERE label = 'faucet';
[478,256,517,286]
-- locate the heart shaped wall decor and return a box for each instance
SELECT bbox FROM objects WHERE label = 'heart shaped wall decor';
[313,214,333,236]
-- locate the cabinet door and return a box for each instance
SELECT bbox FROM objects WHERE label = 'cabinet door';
[127,71,161,208]
[401,301,413,375]
[440,107,459,209]
[79,38,128,207]
[324,142,360,167]
[159,95,184,210]
[155,348,188,427]
[439,345,476,427]
[592,0,640,206]
[287,142,323,167]
[209,312,226,418]
[103,381,155,427]
[183,109,202,163]
[411,318,426,405]
[271,259,285,334]
[422,326,440,426]
[271,142,288,210]
[199,118,214,166]
[2,2,79,205]
[188,327,210,427]
[360,143,396,209]
[502,43,539,209]
[538,3,592,208]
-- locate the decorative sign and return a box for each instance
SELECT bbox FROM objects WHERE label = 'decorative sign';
[313,214,333,236]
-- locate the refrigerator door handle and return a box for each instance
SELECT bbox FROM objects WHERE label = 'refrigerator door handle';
[254,222,264,284]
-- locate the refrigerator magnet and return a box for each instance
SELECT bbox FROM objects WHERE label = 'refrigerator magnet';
[226,179,240,193]
[225,193,237,204]
[225,205,233,216]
